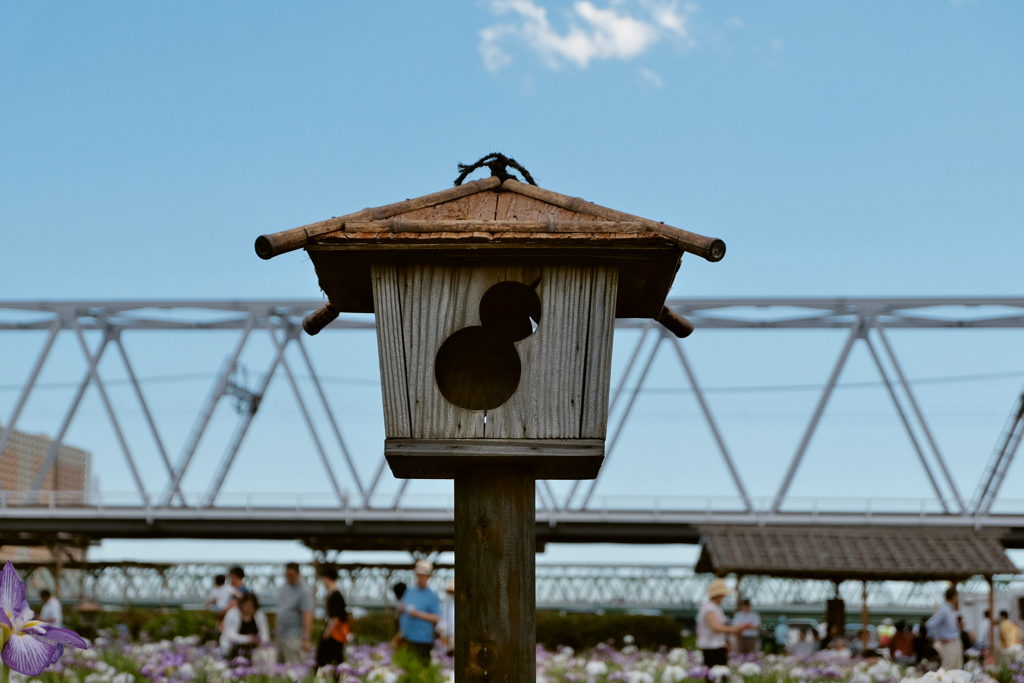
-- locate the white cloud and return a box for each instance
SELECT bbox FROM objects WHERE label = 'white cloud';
[480,0,697,71]
[638,67,664,88]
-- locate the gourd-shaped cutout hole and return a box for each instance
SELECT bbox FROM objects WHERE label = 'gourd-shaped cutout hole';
[434,280,541,411]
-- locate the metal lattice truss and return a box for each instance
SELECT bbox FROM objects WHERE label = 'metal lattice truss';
[18,560,1024,614]
[2,298,1024,528]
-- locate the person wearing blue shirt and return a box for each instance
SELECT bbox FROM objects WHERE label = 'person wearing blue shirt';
[399,560,441,664]
[926,587,962,670]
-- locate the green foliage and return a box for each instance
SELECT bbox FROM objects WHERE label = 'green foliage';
[63,608,221,641]
[993,665,1014,683]
[535,612,682,651]
[352,612,401,644]
[392,647,445,683]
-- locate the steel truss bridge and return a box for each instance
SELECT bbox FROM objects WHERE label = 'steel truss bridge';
[19,561,1024,617]
[2,298,1024,551]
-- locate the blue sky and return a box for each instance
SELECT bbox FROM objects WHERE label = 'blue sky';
[2,1,1024,564]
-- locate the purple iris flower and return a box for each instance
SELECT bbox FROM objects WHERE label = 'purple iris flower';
[0,562,88,676]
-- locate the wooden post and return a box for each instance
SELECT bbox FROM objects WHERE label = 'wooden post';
[988,575,997,666]
[455,466,535,683]
[861,581,870,649]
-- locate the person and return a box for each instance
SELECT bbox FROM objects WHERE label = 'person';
[215,566,248,623]
[889,621,916,663]
[975,610,991,659]
[926,587,963,670]
[398,560,441,665]
[276,562,314,665]
[998,610,1022,665]
[731,599,761,654]
[39,589,62,627]
[316,565,348,670]
[790,628,818,658]
[205,575,236,626]
[390,582,408,650]
[914,618,937,664]
[229,566,250,597]
[220,593,270,660]
[441,579,456,656]
[879,618,896,648]
[958,614,972,654]
[773,616,789,654]
[696,579,745,670]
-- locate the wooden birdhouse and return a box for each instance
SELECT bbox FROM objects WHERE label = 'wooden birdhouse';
[255,157,726,481]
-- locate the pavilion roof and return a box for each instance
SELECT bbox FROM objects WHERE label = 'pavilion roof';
[695,524,1017,581]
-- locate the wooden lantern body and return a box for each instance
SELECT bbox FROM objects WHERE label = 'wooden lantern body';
[373,258,617,479]
[258,174,726,481]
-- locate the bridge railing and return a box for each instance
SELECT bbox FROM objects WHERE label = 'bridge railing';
[17,561,1024,614]
[1,489,1006,517]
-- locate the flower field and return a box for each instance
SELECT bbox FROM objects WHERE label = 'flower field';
[24,635,1019,683]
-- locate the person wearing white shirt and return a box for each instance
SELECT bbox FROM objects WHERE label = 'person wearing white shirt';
[220,593,270,660]
[39,590,63,627]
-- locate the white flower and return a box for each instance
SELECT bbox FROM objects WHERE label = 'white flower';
[737,662,762,676]
[708,665,732,682]
[662,665,687,683]
[626,671,655,683]
[667,648,688,665]
[586,661,609,677]
[368,668,399,683]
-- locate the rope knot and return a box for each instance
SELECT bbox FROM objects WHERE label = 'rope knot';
[454,153,537,186]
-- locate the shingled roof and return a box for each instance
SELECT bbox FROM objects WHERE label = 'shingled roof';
[694,525,1017,581]
[254,175,726,326]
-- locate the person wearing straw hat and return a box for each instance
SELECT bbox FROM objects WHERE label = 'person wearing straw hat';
[697,578,745,670]
[398,560,441,664]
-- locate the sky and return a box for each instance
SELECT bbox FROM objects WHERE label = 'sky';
[2,1,1024,566]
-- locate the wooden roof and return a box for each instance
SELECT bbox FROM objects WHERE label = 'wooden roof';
[255,175,726,322]
[694,525,1017,581]
[255,176,725,262]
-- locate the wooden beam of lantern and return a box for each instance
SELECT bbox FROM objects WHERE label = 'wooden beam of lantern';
[256,161,726,683]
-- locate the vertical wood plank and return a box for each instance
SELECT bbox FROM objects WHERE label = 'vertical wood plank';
[455,465,536,683]
[371,263,412,437]
[580,265,618,438]
[402,264,514,439]
[487,263,590,439]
